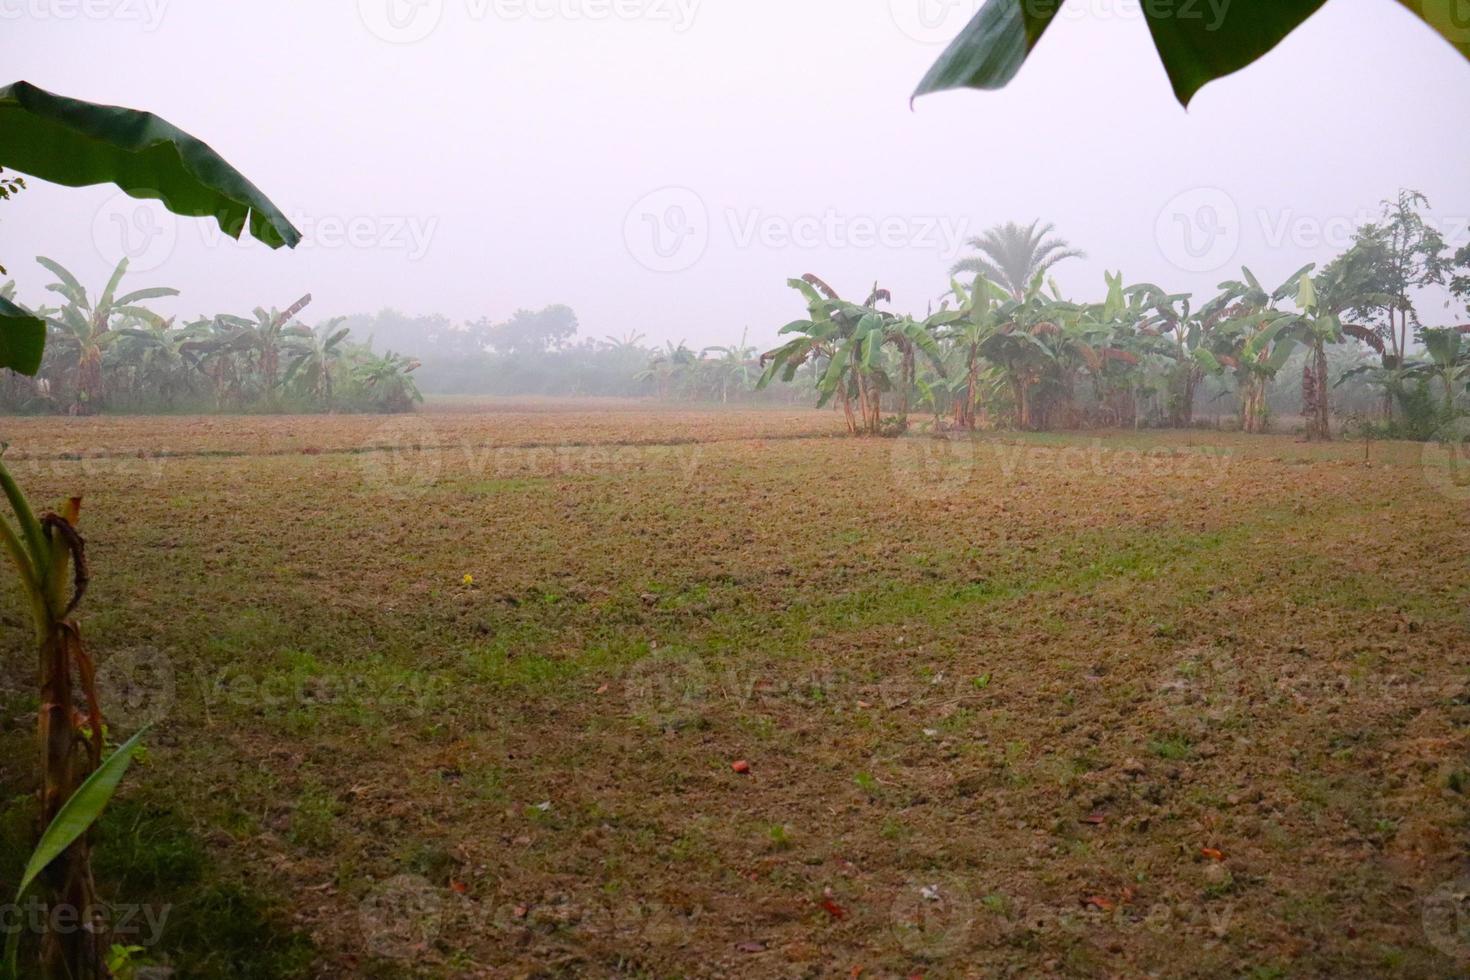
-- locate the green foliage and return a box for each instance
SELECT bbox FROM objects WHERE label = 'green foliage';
[0,81,299,249]
[913,0,1469,107]
[4,731,148,980]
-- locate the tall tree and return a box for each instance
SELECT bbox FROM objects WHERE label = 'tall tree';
[950,220,1084,301]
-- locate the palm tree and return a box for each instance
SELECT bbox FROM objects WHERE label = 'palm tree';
[37,256,177,413]
[950,220,1085,300]
[283,318,352,406]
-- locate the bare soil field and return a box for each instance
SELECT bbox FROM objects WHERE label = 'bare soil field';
[2,405,1468,978]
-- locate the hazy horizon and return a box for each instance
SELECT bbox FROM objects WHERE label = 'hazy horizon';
[6,0,1470,352]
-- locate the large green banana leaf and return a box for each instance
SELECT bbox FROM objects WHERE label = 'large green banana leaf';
[0,296,44,376]
[914,0,1470,107]
[0,81,300,249]
[0,81,301,374]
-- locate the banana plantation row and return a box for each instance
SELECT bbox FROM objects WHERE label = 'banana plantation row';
[0,257,423,415]
[756,204,1470,440]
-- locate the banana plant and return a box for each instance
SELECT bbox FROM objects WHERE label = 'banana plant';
[36,257,177,414]
[283,317,352,406]
[1,79,300,979]
[930,273,1011,429]
[1408,327,1470,417]
[0,458,127,977]
[1207,265,1314,433]
[759,276,878,434]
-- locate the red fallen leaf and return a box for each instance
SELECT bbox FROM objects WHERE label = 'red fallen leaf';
[1084,895,1115,911]
[820,898,847,920]
[449,879,468,894]
[732,760,751,774]
[849,967,864,978]
[1200,847,1225,862]
[1081,812,1106,825]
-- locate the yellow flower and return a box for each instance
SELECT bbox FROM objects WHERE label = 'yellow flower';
[462,574,474,586]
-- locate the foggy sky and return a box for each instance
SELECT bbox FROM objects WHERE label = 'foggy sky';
[5,0,1470,351]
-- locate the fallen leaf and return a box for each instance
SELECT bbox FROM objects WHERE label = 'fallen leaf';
[1200,847,1225,862]
[1081,812,1106,825]
[732,760,751,774]
[450,879,468,894]
[735,941,766,953]
[595,683,609,695]
[1084,895,1115,911]
[820,898,847,920]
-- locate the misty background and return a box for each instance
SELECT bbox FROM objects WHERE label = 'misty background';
[5,0,1469,362]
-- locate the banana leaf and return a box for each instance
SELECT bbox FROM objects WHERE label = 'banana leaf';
[0,81,300,249]
[913,0,1467,107]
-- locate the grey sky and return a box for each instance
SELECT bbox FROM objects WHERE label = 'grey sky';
[5,0,1469,351]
